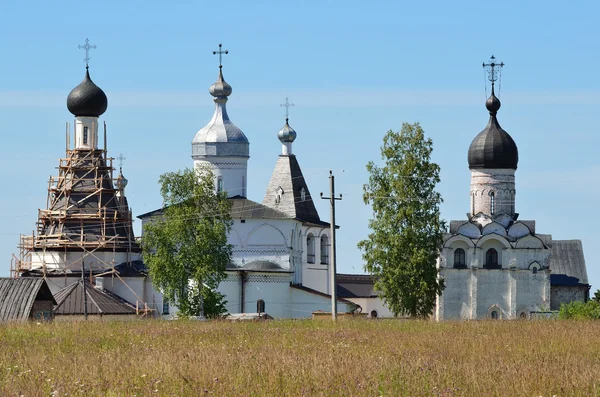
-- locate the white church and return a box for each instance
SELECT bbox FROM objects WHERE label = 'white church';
[435,59,589,320]
[137,57,360,318]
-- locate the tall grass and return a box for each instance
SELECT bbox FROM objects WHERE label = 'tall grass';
[0,319,598,396]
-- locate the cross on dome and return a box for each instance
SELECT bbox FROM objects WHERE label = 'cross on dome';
[482,55,504,87]
[212,43,229,69]
[117,153,126,168]
[78,38,97,68]
[280,97,294,120]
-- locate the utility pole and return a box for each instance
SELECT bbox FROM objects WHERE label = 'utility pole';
[81,260,88,320]
[321,170,342,321]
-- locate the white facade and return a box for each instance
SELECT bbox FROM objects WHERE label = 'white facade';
[194,157,248,197]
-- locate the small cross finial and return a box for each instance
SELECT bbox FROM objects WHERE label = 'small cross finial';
[280,97,294,120]
[78,38,97,68]
[212,43,229,69]
[117,153,126,168]
[482,55,505,86]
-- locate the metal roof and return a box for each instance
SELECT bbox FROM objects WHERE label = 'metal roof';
[550,240,589,285]
[336,274,378,298]
[53,280,136,315]
[0,278,56,322]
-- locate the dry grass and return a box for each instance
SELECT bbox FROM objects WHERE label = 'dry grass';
[0,319,599,396]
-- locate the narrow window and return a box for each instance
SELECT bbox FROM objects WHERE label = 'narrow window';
[300,187,306,202]
[217,177,223,193]
[491,310,499,320]
[490,192,495,215]
[257,299,265,313]
[83,126,88,145]
[320,235,329,265]
[307,234,315,264]
[454,248,466,267]
[486,248,499,267]
[472,192,475,214]
[162,299,169,315]
[532,267,538,274]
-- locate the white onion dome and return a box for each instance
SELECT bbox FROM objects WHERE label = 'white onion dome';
[278,118,297,143]
[67,67,108,117]
[192,68,249,160]
[209,69,232,98]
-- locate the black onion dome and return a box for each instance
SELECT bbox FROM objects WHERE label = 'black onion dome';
[67,68,108,117]
[468,92,518,170]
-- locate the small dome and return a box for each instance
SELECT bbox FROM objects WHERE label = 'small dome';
[468,92,518,170]
[67,68,108,117]
[115,167,128,190]
[278,119,297,143]
[209,69,232,97]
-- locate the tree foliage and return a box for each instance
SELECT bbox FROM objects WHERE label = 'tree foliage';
[559,300,600,320]
[358,122,446,318]
[142,167,232,317]
[593,289,600,303]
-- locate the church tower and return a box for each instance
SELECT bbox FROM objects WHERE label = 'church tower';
[467,56,519,219]
[192,44,250,197]
[14,40,139,275]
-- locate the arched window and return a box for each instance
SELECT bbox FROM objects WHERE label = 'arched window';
[257,299,265,313]
[370,310,378,318]
[490,310,499,320]
[320,235,329,265]
[519,312,527,319]
[307,234,315,263]
[485,248,499,268]
[454,248,466,267]
[217,177,223,193]
[490,192,495,215]
[83,126,89,145]
[300,187,306,202]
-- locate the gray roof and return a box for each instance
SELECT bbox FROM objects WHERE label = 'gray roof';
[53,281,136,315]
[230,196,292,220]
[0,278,56,322]
[550,240,589,285]
[262,155,323,225]
[336,274,378,298]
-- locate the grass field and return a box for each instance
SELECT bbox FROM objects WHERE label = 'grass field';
[0,319,599,396]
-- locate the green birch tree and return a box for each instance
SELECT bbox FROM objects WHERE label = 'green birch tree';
[142,167,232,318]
[358,122,446,318]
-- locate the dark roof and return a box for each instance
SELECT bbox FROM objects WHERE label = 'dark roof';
[53,281,136,315]
[262,155,323,224]
[67,68,108,117]
[468,93,518,170]
[290,283,359,308]
[336,274,378,298]
[37,150,138,252]
[550,240,589,286]
[138,196,318,225]
[0,278,56,322]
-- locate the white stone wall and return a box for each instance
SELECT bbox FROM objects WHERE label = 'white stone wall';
[194,157,248,198]
[470,168,516,217]
[30,251,140,272]
[347,297,394,318]
[551,286,588,310]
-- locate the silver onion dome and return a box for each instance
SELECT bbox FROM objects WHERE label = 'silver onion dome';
[115,167,128,190]
[278,119,297,143]
[209,69,232,98]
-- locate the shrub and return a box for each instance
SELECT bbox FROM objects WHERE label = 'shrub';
[558,300,600,319]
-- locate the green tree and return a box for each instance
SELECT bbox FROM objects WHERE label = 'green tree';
[142,167,232,318]
[593,289,600,303]
[358,122,446,318]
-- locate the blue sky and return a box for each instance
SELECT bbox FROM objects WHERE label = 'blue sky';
[0,1,598,290]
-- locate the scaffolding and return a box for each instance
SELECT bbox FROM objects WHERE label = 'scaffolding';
[11,123,153,317]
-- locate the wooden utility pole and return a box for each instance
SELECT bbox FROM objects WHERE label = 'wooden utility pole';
[321,171,342,321]
[82,261,88,320]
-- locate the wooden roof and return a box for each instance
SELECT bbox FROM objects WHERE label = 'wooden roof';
[0,278,56,322]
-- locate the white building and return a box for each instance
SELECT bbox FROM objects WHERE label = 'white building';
[139,63,358,318]
[435,68,589,320]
